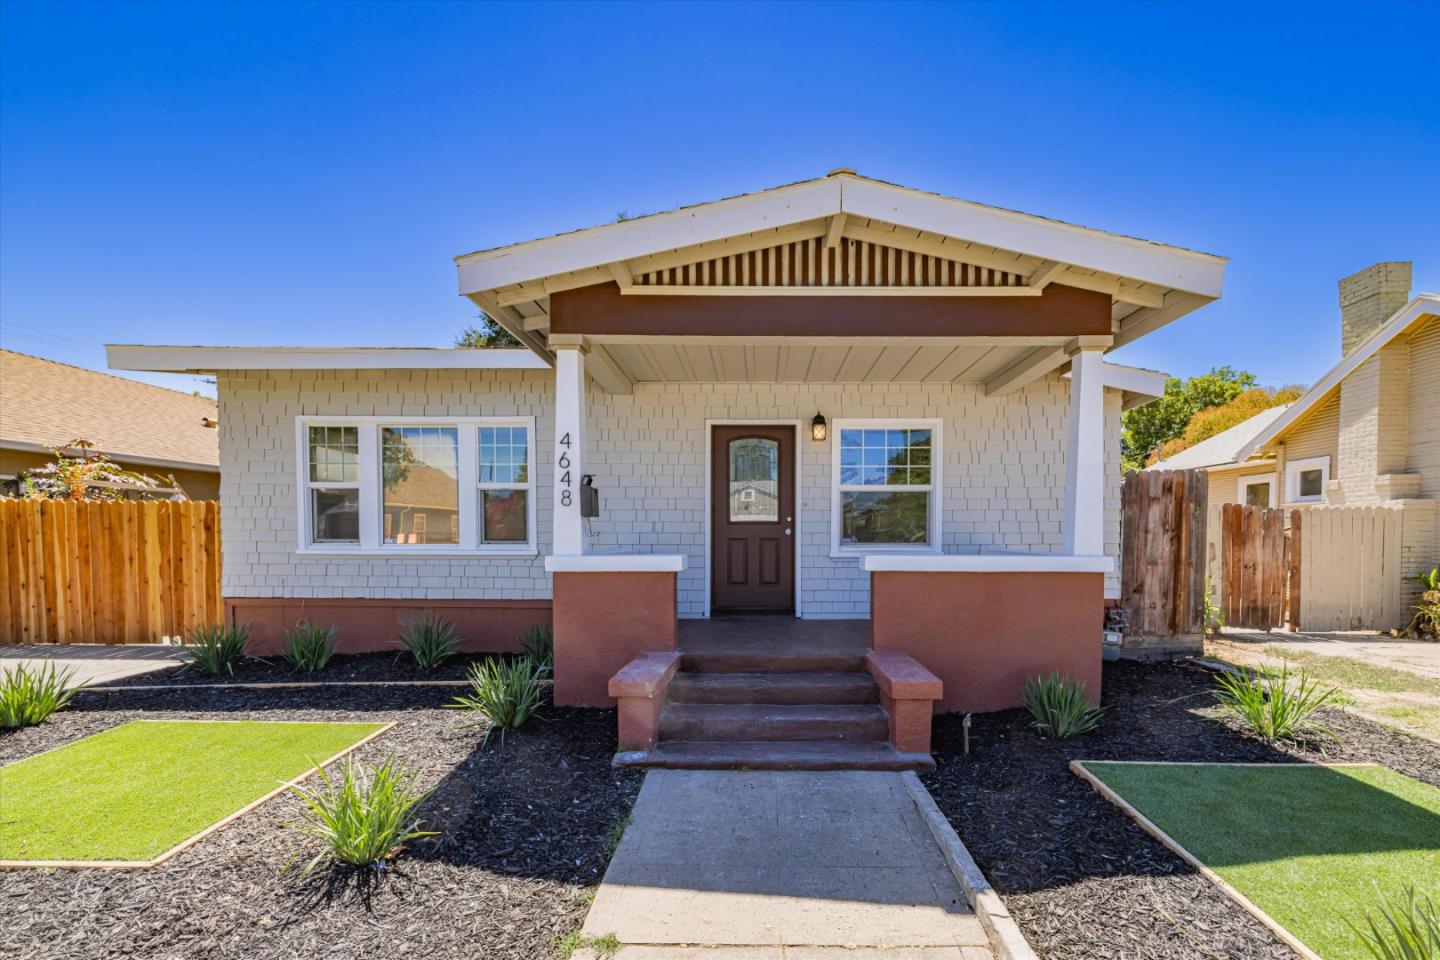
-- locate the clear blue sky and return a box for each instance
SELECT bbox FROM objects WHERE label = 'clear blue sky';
[2,1,1437,398]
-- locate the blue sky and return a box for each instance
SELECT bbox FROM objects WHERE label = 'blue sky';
[2,0,1437,398]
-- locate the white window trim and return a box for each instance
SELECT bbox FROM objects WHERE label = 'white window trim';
[1238,473,1277,508]
[1284,455,1330,505]
[830,418,943,557]
[294,416,537,557]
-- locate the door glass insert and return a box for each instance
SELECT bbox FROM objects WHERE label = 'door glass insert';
[729,438,779,522]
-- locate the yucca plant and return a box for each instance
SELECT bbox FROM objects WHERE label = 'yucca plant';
[394,613,460,669]
[449,656,544,743]
[1348,885,1440,960]
[519,624,553,675]
[1214,663,1340,742]
[1022,673,1104,737]
[0,661,78,728]
[282,621,337,673]
[182,622,253,675]
[287,755,435,876]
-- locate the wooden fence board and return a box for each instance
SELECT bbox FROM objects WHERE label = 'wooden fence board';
[1122,469,1207,638]
[0,500,221,644]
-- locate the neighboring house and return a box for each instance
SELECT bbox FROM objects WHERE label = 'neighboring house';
[1152,262,1439,630]
[0,350,220,499]
[110,171,1225,763]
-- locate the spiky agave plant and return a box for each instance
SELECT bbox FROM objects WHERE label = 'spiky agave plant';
[1021,673,1105,737]
[281,621,338,673]
[448,656,544,743]
[518,625,553,675]
[1347,885,1440,960]
[1214,663,1340,742]
[182,623,252,675]
[394,613,460,670]
[287,755,435,876]
[0,661,79,728]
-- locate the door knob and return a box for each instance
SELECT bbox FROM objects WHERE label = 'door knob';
[785,528,792,536]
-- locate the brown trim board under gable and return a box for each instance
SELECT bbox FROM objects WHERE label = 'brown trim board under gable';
[549,281,1112,339]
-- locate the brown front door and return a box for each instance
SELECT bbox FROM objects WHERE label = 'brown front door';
[711,425,795,613]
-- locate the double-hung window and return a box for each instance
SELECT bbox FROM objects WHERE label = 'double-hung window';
[832,420,941,553]
[297,417,535,554]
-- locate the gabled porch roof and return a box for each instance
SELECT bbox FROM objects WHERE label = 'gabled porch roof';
[455,170,1228,369]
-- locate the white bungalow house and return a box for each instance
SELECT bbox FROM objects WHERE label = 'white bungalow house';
[110,171,1225,768]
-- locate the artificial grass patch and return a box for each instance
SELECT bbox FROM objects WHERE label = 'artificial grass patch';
[0,719,387,863]
[1080,762,1440,960]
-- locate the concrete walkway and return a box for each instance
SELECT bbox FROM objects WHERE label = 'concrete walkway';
[581,770,993,959]
[0,644,182,686]
[1218,629,1440,679]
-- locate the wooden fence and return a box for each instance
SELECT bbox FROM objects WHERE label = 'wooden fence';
[1121,469,1208,638]
[0,499,221,644]
[1298,505,1408,631]
[1218,504,1299,631]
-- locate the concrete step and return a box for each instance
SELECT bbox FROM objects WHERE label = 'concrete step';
[667,670,879,705]
[614,740,934,772]
[680,647,868,674]
[660,702,889,742]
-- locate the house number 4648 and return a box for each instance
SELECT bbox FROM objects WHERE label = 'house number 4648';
[557,432,573,507]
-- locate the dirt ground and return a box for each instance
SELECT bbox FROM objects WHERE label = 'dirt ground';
[1206,631,1440,742]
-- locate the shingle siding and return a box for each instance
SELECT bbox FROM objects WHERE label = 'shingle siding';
[218,369,1123,616]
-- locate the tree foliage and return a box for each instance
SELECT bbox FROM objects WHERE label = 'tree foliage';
[455,311,521,349]
[1151,385,1304,464]
[11,441,164,501]
[1121,366,1257,472]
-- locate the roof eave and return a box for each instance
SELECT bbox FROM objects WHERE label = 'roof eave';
[106,345,551,374]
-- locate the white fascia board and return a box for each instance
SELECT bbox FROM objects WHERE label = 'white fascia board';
[106,345,550,373]
[544,553,688,573]
[838,178,1227,297]
[457,178,842,294]
[1234,293,1439,461]
[862,553,1113,574]
[1098,362,1168,399]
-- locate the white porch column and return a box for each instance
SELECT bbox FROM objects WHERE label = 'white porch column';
[1063,346,1106,556]
[550,335,588,556]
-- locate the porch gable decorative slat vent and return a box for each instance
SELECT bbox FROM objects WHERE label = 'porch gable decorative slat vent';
[634,238,1025,290]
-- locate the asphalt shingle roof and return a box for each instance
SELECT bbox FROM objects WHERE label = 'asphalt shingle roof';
[0,350,218,468]
[1146,405,1291,472]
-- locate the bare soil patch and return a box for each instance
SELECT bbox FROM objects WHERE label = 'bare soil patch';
[1,684,640,960]
[922,658,1440,960]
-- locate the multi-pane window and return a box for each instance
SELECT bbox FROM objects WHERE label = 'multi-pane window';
[306,426,360,543]
[382,427,459,545]
[478,426,530,543]
[299,418,534,553]
[833,423,939,549]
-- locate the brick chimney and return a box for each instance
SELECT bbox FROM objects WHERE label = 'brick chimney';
[1339,261,1411,355]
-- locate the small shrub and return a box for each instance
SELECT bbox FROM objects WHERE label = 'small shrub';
[519,624,553,675]
[282,621,337,673]
[394,613,460,669]
[1407,567,1440,640]
[449,656,544,743]
[1214,663,1340,742]
[1021,673,1104,737]
[1203,578,1226,633]
[182,623,252,675]
[0,662,78,728]
[287,755,435,876]
[1348,885,1440,960]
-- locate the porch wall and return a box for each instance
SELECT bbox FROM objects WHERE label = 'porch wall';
[216,368,1121,618]
[588,375,1122,613]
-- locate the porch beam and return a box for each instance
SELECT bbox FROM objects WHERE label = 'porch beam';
[618,284,1043,298]
[1063,347,1107,556]
[523,314,550,331]
[609,262,634,290]
[585,334,1072,347]
[466,292,555,364]
[585,343,633,394]
[1025,260,1065,290]
[1053,270,1167,308]
[825,213,848,249]
[983,346,1070,397]
[550,335,588,556]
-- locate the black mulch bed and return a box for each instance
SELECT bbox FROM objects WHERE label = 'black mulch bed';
[2,684,642,960]
[923,658,1440,960]
[101,651,519,687]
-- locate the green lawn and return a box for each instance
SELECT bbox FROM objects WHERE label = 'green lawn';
[0,719,387,863]
[1080,762,1440,959]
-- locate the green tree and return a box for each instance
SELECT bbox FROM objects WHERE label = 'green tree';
[1121,366,1257,471]
[455,311,521,348]
[13,441,163,501]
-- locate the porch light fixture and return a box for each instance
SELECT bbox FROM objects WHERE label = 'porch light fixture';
[811,412,828,442]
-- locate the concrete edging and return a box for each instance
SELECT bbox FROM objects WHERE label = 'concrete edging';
[901,770,1039,960]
